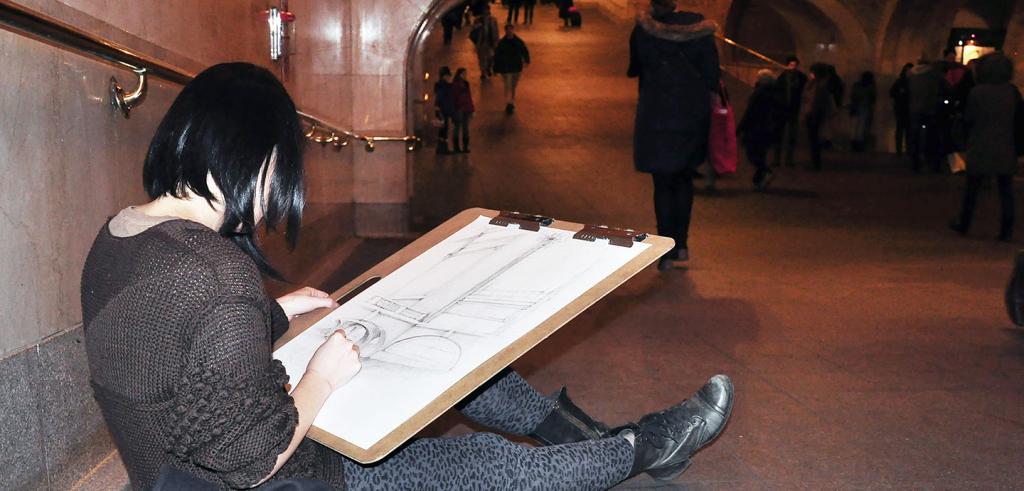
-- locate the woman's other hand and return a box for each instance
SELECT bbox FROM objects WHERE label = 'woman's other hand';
[277,287,338,320]
[305,330,362,392]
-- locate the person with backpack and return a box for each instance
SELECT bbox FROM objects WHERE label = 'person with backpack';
[493,24,531,115]
[470,6,500,79]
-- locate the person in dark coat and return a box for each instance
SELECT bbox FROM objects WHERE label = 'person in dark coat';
[451,67,476,153]
[889,63,913,155]
[773,55,807,167]
[950,53,1019,241]
[470,6,500,79]
[493,24,531,115]
[737,70,782,190]
[433,66,456,154]
[849,71,877,152]
[627,0,720,269]
[804,63,835,171]
[907,60,951,172]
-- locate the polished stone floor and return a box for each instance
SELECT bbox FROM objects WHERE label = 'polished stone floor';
[276,5,1024,490]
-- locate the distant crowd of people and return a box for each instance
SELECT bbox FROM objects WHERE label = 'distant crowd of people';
[434,2,534,154]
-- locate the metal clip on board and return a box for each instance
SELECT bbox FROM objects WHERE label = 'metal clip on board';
[489,211,554,231]
[573,225,648,248]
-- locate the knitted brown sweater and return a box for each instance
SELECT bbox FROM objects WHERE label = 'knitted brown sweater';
[81,217,345,490]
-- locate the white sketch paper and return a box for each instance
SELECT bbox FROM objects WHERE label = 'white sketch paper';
[273,216,649,450]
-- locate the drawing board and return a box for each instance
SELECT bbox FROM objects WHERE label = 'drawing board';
[273,208,673,463]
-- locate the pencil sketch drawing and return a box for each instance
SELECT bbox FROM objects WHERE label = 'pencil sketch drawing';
[312,227,590,371]
[274,215,649,450]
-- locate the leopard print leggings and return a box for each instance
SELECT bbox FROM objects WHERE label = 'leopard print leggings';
[340,370,633,490]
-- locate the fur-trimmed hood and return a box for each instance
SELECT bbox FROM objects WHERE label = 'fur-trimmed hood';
[635,6,718,42]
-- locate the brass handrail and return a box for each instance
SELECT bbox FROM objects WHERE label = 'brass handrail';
[716,34,787,69]
[0,0,420,152]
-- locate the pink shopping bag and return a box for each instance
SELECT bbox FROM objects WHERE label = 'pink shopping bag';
[709,81,738,175]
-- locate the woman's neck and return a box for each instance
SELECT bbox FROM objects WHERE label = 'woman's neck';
[135,194,223,231]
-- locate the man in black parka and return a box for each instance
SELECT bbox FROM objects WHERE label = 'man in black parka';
[628,0,720,269]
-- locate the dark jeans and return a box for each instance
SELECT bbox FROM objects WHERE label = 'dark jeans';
[746,141,770,184]
[523,3,535,23]
[773,114,799,166]
[437,114,453,149]
[453,112,472,150]
[958,174,1015,238]
[807,119,823,170]
[894,114,910,155]
[507,4,521,23]
[909,113,944,172]
[652,172,695,256]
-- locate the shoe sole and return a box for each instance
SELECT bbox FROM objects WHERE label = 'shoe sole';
[647,458,692,481]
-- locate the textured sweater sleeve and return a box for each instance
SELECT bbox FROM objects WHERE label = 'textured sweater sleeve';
[167,296,298,489]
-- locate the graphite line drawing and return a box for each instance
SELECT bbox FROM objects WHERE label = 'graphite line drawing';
[321,225,604,371]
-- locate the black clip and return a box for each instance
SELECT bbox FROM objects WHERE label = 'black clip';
[489,211,554,232]
[573,225,648,248]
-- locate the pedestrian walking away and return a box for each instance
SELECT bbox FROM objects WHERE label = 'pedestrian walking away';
[470,6,500,79]
[451,67,476,153]
[737,69,782,190]
[773,55,807,167]
[628,0,720,270]
[950,53,1018,242]
[493,24,531,115]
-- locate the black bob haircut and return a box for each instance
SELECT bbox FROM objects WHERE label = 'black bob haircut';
[143,62,304,278]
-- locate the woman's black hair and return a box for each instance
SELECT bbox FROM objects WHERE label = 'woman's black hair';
[143,62,304,278]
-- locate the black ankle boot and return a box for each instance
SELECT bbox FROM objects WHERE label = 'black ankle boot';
[529,388,610,445]
[618,374,733,481]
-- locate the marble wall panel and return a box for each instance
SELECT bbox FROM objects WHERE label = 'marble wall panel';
[350,0,429,76]
[0,29,176,356]
[1,30,67,356]
[353,144,410,204]
[351,74,407,132]
[304,139,356,205]
[55,0,267,67]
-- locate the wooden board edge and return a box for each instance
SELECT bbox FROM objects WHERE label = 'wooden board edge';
[274,208,672,462]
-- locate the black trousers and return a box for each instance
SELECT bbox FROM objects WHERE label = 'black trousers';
[652,172,695,256]
[523,3,535,23]
[746,141,770,184]
[909,114,944,172]
[894,114,910,155]
[773,114,799,166]
[807,119,823,170]
[958,174,1015,237]
[507,4,521,23]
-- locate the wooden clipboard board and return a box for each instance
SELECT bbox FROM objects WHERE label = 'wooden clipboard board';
[273,207,673,463]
